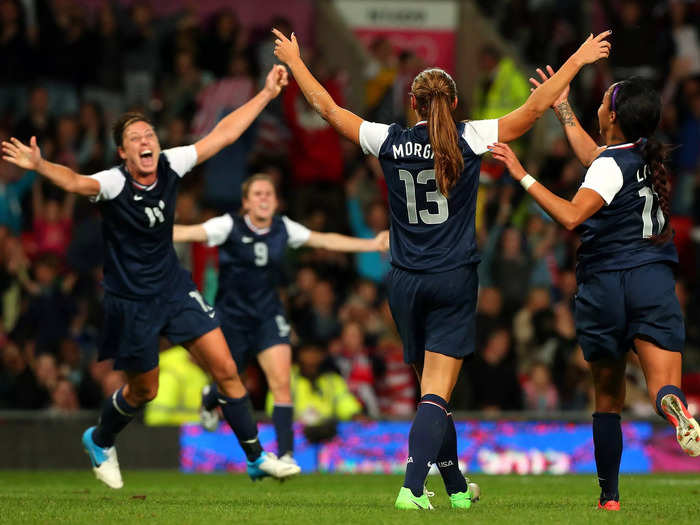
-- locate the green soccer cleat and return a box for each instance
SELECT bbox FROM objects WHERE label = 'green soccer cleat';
[450,479,480,509]
[395,487,433,510]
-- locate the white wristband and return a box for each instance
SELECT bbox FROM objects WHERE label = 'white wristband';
[520,174,536,191]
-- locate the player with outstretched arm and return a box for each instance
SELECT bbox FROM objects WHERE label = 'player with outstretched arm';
[173,173,389,465]
[272,28,611,509]
[490,74,699,511]
[1,65,301,488]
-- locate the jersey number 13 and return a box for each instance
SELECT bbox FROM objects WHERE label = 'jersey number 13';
[398,169,449,225]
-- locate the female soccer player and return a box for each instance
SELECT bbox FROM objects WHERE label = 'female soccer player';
[490,75,700,511]
[1,65,301,488]
[273,29,611,509]
[173,173,389,464]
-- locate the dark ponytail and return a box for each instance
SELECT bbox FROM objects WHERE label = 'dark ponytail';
[611,78,672,243]
[411,68,463,197]
[639,137,673,243]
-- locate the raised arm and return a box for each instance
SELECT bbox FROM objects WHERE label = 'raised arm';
[173,224,209,243]
[490,143,603,230]
[498,31,612,142]
[305,230,389,252]
[529,66,605,167]
[194,65,289,164]
[273,29,364,145]
[2,137,100,197]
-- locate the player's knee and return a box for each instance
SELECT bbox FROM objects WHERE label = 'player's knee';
[213,359,240,383]
[130,383,159,404]
[270,380,291,402]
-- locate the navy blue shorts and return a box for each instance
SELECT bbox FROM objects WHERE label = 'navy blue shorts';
[387,264,478,365]
[99,270,220,372]
[220,312,291,370]
[574,262,685,362]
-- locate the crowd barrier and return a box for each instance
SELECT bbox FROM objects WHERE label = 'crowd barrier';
[183,419,700,475]
[1,412,696,473]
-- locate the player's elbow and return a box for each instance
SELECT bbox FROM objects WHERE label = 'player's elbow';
[562,213,584,231]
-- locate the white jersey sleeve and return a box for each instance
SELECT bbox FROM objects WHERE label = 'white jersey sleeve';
[580,157,624,205]
[359,121,390,156]
[163,145,198,177]
[462,119,498,155]
[202,213,234,247]
[88,167,125,202]
[282,216,312,248]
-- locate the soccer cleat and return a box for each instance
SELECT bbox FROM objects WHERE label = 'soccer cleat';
[200,385,220,432]
[598,500,620,511]
[450,479,480,509]
[279,452,299,466]
[81,427,123,489]
[660,394,700,457]
[246,452,301,481]
[394,487,433,510]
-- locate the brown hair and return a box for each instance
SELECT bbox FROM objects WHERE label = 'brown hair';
[241,173,277,200]
[112,112,153,148]
[410,68,463,197]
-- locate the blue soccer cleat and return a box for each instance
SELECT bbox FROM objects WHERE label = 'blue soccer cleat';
[81,426,123,489]
[246,451,301,481]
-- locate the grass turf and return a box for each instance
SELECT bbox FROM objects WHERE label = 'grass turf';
[1,471,699,524]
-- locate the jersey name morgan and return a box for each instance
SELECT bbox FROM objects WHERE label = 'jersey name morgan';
[203,213,310,321]
[89,146,197,297]
[359,119,498,272]
[575,143,677,277]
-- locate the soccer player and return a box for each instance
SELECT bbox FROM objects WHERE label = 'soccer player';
[173,173,389,464]
[1,65,302,489]
[490,74,700,511]
[272,29,611,509]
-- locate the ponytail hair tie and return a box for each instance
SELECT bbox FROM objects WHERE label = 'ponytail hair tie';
[610,82,622,112]
[636,137,648,147]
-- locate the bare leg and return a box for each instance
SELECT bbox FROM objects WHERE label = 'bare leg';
[258,344,294,457]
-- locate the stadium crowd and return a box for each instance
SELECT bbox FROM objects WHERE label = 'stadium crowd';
[0,0,699,422]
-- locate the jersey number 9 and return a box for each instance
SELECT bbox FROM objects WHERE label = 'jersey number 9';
[254,242,268,266]
[398,169,449,225]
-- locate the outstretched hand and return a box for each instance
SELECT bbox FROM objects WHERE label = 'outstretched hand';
[263,64,289,98]
[375,230,390,252]
[272,28,300,65]
[573,30,612,66]
[488,143,528,181]
[529,65,569,108]
[2,136,43,171]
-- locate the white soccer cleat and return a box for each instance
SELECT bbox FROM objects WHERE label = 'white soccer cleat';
[661,394,700,457]
[81,427,124,489]
[200,386,220,432]
[279,452,299,466]
[247,451,301,480]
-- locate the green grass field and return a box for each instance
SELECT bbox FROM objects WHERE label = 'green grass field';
[1,471,699,524]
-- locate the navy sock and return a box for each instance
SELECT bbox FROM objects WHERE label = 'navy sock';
[273,404,294,456]
[592,412,622,502]
[655,385,688,422]
[403,394,449,498]
[93,386,140,448]
[202,383,219,410]
[218,393,263,462]
[437,413,467,495]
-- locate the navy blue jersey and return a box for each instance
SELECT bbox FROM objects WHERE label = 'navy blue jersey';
[203,213,310,323]
[359,119,498,272]
[575,143,678,278]
[89,146,197,297]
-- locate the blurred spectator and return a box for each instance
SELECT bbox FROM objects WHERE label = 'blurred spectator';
[14,86,54,144]
[0,0,34,117]
[472,44,529,121]
[266,343,362,424]
[374,334,416,417]
[332,321,380,417]
[32,180,74,259]
[345,169,390,284]
[0,340,47,409]
[462,327,523,412]
[0,150,35,233]
[364,37,396,122]
[522,361,559,412]
[295,280,341,344]
[50,378,79,413]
